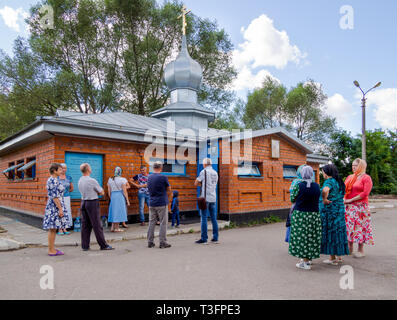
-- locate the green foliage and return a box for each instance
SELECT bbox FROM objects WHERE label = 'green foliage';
[243,76,288,130]
[326,129,397,195]
[285,80,336,146]
[0,0,236,138]
[225,221,237,229]
[237,77,337,148]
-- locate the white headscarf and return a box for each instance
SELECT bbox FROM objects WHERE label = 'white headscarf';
[301,165,314,187]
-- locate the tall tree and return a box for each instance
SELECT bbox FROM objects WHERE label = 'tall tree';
[286,80,336,145]
[242,76,288,130]
[0,0,236,126]
[105,0,236,115]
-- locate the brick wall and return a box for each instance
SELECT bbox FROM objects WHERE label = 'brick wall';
[0,138,55,215]
[219,134,320,215]
[53,136,198,217]
[0,133,320,219]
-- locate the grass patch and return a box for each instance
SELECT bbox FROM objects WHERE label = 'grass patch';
[228,215,284,228]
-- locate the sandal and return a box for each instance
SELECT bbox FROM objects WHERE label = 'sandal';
[323,259,338,265]
[113,229,124,232]
[48,249,64,256]
[57,232,65,235]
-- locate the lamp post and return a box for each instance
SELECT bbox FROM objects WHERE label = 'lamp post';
[353,80,382,162]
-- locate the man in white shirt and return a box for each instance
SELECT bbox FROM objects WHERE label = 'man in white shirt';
[78,163,113,251]
[194,158,219,244]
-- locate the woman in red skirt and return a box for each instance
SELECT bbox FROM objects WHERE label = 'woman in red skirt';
[344,158,374,258]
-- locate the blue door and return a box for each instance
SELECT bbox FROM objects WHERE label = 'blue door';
[196,138,219,213]
[65,152,103,200]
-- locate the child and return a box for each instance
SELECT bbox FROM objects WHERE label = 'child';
[171,190,180,228]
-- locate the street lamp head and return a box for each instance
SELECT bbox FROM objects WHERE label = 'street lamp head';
[353,80,360,88]
[374,82,382,88]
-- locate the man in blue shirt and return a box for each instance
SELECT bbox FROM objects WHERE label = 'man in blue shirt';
[147,161,172,249]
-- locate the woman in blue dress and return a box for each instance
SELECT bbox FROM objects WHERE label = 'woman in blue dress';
[320,164,349,265]
[107,167,130,232]
[43,163,71,256]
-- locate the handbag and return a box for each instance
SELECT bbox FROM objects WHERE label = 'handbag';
[197,169,207,210]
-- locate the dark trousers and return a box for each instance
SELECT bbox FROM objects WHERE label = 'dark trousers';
[81,199,108,249]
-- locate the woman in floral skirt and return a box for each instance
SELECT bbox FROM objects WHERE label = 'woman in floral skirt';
[288,166,322,270]
[344,158,374,258]
[43,163,71,256]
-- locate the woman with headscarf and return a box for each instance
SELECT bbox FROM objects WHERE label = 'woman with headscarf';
[320,164,349,265]
[288,166,322,270]
[285,165,306,242]
[344,158,374,258]
[107,167,130,232]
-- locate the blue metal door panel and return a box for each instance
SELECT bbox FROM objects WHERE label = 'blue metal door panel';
[197,139,219,213]
[65,152,103,200]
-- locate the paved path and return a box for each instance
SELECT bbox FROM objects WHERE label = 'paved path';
[0,203,396,299]
[0,215,228,248]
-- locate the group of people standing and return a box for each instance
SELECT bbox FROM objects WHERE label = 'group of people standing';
[42,158,219,256]
[287,158,374,270]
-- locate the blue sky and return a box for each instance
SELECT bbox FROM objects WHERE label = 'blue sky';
[1,0,396,135]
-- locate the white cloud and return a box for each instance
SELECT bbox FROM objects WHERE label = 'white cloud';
[0,6,28,32]
[366,88,397,130]
[232,14,306,92]
[324,93,355,122]
[233,14,307,70]
[232,66,280,92]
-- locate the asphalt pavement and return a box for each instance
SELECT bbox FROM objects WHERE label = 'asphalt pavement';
[0,201,396,300]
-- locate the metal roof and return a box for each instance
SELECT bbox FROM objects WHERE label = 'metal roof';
[0,110,317,157]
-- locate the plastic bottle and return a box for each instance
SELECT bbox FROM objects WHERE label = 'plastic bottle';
[74,217,81,232]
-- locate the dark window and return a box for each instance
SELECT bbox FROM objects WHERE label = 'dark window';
[15,160,25,180]
[19,157,36,180]
[6,162,15,180]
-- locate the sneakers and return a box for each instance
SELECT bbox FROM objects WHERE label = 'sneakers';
[101,245,114,251]
[140,222,146,226]
[148,242,155,248]
[211,239,219,244]
[296,261,311,270]
[299,259,312,265]
[195,239,208,245]
[159,243,171,249]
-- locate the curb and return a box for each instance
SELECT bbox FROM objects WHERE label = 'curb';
[0,238,27,251]
[25,222,230,248]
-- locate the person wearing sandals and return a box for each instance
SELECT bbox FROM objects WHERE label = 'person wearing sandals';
[320,164,350,265]
[43,163,71,256]
[286,164,306,243]
[57,163,74,235]
[344,158,374,258]
[288,166,322,270]
[107,167,130,233]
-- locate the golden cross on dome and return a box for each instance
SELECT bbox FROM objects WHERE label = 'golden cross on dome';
[178,5,191,35]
